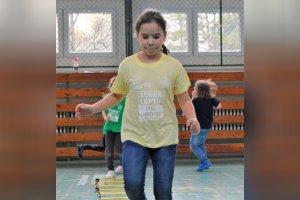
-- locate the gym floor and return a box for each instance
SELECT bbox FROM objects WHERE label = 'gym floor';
[56,158,244,200]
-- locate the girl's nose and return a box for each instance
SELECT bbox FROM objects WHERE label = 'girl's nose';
[148,38,154,45]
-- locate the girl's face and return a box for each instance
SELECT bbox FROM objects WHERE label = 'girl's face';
[136,21,166,57]
[210,86,217,97]
[192,86,198,98]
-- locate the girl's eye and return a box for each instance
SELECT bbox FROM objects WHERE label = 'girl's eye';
[153,36,160,39]
[142,36,149,39]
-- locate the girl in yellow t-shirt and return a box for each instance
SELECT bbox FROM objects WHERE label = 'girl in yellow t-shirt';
[75,9,200,200]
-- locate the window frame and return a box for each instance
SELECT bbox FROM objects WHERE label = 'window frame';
[56,10,63,57]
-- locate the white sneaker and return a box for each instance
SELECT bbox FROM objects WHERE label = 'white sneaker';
[106,170,115,178]
[115,166,123,174]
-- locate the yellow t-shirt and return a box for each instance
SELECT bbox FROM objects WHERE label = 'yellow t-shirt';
[111,53,190,148]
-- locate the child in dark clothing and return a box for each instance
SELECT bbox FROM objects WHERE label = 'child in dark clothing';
[190,79,222,171]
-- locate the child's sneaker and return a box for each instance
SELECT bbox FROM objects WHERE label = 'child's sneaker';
[196,160,212,171]
[106,170,115,178]
[76,144,84,160]
[115,166,123,174]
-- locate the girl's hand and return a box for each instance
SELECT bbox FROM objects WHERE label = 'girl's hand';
[75,103,94,119]
[186,118,200,135]
[103,115,109,122]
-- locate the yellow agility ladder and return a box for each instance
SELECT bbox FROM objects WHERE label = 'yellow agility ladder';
[95,177,128,200]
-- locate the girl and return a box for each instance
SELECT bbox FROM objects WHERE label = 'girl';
[101,76,125,178]
[190,80,221,171]
[75,9,200,200]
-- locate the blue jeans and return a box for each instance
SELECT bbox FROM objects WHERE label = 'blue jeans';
[122,141,177,200]
[190,129,211,162]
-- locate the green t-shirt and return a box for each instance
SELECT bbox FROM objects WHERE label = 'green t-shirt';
[111,53,190,148]
[102,94,126,134]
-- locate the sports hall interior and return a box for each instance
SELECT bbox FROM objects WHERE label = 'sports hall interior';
[56,0,244,199]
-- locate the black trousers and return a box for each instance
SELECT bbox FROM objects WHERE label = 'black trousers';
[82,137,105,151]
[105,130,122,170]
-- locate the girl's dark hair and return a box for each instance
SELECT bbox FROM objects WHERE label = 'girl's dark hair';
[195,80,210,99]
[161,44,169,55]
[135,9,169,55]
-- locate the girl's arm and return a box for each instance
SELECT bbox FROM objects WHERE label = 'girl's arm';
[75,93,125,119]
[177,91,200,134]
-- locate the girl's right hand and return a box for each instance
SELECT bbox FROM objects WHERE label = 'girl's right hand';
[75,103,94,119]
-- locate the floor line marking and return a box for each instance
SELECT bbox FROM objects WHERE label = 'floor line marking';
[77,175,89,186]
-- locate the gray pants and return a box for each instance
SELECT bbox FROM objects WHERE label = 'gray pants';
[105,130,122,170]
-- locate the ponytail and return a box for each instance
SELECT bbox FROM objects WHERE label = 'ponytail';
[161,44,169,55]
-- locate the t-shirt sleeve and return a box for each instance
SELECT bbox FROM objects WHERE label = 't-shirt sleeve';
[110,63,128,95]
[212,97,220,107]
[174,66,191,95]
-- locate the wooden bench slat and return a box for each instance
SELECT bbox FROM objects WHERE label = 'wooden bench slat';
[56,72,243,83]
[57,100,244,112]
[56,88,108,98]
[208,143,244,153]
[208,130,244,139]
[187,86,244,95]
[56,130,244,143]
[56,102,79,112]
[174,99,244,110]
[56,147,105,157]
[57,116,243,127]
[56,132,104,142]
[178,115,244,124]
[179,130,244,140]
[177,144,244,153]
[219,100,244,109]
[56,117,104,126]
[56,73,117,83]
[217,86,244,95]
[56,86,243,99]
[188,72,244,81]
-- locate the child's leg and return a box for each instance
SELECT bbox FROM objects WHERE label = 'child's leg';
[196,129,212,171]
[198,129,210,162]
[190,129,210,161]
[151,144,177,200]
[189,132,203,161]
[83,144,105,152]
[105,131,115,171]
[114,134,122,166]
[122,141,149,200]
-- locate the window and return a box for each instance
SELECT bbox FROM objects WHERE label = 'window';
[197,12,221,52]
[68,12,113,54]
[222,12,241,52]
[197,11,241,53]
[162,12,188,52]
